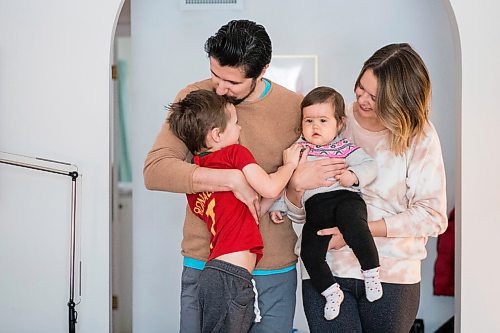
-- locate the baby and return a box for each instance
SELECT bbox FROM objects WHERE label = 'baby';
[270,86,382,320]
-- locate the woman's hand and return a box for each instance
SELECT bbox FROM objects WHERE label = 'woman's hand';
[317,227,346,250]
[318,221,388,250]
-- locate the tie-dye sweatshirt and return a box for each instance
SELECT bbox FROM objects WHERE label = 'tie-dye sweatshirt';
[289,103,448,284]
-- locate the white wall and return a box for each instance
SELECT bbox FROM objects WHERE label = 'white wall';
[131,1,457,332]
[450,0,500,331]
[0,1,122,332]
[0,0,498,332]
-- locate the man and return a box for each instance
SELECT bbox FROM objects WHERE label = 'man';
[144,19,341,332]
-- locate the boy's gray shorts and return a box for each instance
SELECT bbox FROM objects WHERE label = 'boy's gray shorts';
[198,259,256,333]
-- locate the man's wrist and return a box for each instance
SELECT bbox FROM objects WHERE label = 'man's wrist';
[227,169,243,191]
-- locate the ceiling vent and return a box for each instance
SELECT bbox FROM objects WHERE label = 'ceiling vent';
[180,0,244,10]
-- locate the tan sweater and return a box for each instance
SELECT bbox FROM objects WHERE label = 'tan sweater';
[144,79,303,270]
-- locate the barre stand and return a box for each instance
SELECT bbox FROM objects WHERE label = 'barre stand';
[0,152,80,333]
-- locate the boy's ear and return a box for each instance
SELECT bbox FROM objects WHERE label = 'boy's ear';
[208,127,221,143]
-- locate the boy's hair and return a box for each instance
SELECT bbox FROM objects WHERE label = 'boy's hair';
[167,89,229,154]
[300,86,346,132]
[204,19,272,79]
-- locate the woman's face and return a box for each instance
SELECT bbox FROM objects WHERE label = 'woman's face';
[355,68,378,120]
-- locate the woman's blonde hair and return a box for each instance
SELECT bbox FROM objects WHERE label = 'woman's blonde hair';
[355,43,431,155]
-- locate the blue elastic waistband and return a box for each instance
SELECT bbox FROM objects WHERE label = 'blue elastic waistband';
[183,257,206,270]
[183,257,296,276]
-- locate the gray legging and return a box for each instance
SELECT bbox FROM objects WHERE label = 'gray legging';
[302,277,420,333]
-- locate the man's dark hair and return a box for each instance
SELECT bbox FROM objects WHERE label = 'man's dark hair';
[167,90,229,154]
[204,19,272,79]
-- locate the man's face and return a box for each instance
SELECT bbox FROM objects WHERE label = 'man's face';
[209,57,257,104]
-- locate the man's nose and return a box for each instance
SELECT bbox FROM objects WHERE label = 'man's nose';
[215,81,229,95]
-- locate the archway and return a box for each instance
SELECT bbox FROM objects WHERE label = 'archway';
[112,1,461,332]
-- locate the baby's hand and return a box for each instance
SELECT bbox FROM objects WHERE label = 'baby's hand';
[282,143,302,168]
[270,211,285,224]
[337,170,358,187]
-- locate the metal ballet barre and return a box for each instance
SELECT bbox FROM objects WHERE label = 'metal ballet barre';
[0,151,80,333]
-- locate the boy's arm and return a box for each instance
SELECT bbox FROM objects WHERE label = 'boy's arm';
[260,196,281,216]
[241,144,302,198]
[242,162,296,198]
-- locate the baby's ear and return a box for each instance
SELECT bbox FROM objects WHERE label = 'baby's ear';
[338,116,347,131]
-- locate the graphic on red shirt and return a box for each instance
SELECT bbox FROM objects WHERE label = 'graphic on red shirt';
[191,191,217,249]
[186,144,263,263]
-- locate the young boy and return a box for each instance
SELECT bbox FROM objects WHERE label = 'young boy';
[167,89,301,333]
[270,86,382,320]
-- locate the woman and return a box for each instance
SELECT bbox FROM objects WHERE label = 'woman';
[286,43,448,332]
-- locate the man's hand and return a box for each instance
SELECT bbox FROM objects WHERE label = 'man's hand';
[317,227,346,250]
[231,171,260,223]
[289,148,347,192]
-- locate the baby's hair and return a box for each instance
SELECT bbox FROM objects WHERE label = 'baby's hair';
[301,86,346,132]
[167,89,229,154]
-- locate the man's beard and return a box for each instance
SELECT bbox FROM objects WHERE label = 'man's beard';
[226,79,257,105]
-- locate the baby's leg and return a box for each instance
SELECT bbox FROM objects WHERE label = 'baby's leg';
[302,192,345,319]
[362,267,383,302]
[321,283,344,320]
[335,191,382,302]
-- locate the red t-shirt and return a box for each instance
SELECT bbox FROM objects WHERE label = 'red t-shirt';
[187,144,264,263]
